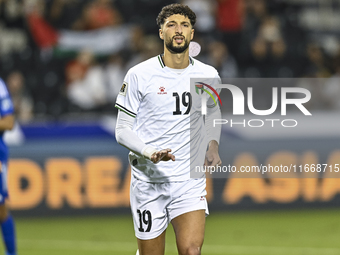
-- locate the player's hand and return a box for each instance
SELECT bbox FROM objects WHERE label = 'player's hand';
[151,149,175,164]
[204,141,222,167]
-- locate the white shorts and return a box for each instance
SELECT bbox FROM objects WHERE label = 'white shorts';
[130,175,209,240]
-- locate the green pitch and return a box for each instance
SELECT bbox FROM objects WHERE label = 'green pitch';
[4,208,340,255]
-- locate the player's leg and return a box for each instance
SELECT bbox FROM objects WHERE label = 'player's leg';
[130,175,171,255]
[171,210,205,255]
[0,205,16,255]
[168,178,208,255]
[137,229,166,255]
[0,162,16,255]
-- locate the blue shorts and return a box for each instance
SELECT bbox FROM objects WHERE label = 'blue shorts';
[0,161,8,204]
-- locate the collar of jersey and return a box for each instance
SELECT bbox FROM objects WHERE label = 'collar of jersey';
[157,54,194,69]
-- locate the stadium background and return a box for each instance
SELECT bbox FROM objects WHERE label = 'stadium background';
[1,0,340,254]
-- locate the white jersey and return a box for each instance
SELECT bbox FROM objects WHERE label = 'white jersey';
[115,55,220,182]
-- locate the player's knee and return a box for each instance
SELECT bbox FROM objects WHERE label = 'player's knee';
[183,245,201,255]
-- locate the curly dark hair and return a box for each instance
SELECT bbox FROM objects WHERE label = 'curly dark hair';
[156,3,196,28]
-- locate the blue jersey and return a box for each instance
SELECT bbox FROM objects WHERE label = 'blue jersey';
[0,78,14,162]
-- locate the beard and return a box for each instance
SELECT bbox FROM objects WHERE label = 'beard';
[165,35,190,54]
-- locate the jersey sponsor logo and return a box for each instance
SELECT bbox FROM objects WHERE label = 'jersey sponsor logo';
[119,82,128,96]
[157,86,167,95]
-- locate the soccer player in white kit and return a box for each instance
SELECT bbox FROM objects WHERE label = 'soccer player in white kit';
[115,4,222,255]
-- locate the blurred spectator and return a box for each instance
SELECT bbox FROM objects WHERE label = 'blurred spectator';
[123,0,174,35]
[25,0,59,49]
[105,53,125,103]
[25,1,133,55]
[297,78,331,110]
[323,58,340,110]
[126,35,163,70]
[204,40,238,78]
[216,0,245,57]
[243,0,268,36]
[245,0,267,21]
[0,0,27,56]
[107,34,162,103]
[182,0,216,34]
[251,37,266,60]
[1,0,339,119]
[217,0,245,32]
[0,23,27,57]
[258,16,282,43]
[6,71,33,123]
[72,0,122,30]
[239,0,267,65]
[3,71,30,145]
[304,43,331,78]
[48,0,86,29]
[128,26,145,56]
[297,44,333,109]
[65,50,107,110]
[243,16,293,77]
[0,0,25,28]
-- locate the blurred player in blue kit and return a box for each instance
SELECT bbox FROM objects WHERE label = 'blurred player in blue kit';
[0,78,16,255]
[115,3,222,255]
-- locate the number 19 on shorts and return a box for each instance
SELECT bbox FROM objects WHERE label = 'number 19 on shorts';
[137,209,152,232]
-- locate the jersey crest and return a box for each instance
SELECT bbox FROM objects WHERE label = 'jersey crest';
[119,82,128,96]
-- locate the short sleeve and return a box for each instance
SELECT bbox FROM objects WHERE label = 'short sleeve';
[0,79,14,117]
[207,70,222,107]
[115,70,141,118]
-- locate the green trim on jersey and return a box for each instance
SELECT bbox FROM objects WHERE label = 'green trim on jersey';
[115,104,136,118]
[158,55,165,68]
